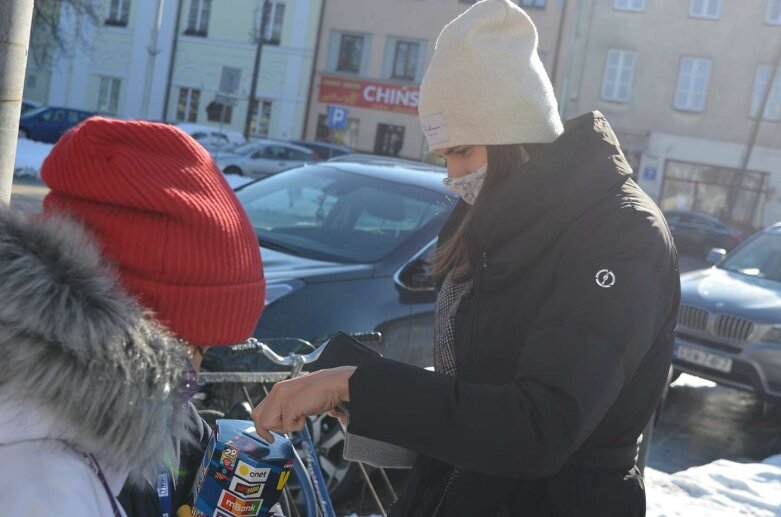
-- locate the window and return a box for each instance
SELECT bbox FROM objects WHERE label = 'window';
[767,0,781,24]
[519,0,546,7]
[176,87,200,122]
[391,41,420,81]
[206,101,233,124]
[316,115,359,149]
[690,0,720,19]
[337,34,365,74]
[97,76,121,114]
[260,1,285,45]
[614,0,644,11]
[106,0,130,26]
[601,50,635,102]
[251,99,273,136]
[374,124,405,157]
[751,66,781,121]
[185,0,210,36]
[674,58,710,112]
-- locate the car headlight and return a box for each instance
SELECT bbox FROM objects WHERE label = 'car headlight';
[264,281,302,306]
[763,326,781,344]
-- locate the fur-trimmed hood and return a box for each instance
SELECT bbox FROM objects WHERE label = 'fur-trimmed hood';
[0,207,196,485]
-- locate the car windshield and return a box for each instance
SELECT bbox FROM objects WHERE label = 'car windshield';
[231,143,263,155]
[719,233,781,283]
[22,107,48,118]
[236,166,451,263]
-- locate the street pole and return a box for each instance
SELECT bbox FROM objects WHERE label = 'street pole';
[722,30,781,226]
[140,0,165,120]
[244,0,270,139]
[0,0,35,206]
[162,0,183,121]
[302,0,326,140]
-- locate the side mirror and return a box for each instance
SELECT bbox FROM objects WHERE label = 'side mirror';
[395,258,434,292]
[706,248,727,265]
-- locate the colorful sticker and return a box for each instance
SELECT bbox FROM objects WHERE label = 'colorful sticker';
[234,461,270,484]
[220,446,239,472]
[276,471,291,491]
[191,508,208,517]
[217,490,262,517]
[228,477,263,500]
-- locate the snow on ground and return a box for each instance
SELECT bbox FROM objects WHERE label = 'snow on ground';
[646,455,781,516]
[13,138,53,178]
[672,372,718,389]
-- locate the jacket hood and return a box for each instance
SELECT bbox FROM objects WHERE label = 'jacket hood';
[466,111,632,287]
[0,208,196,486]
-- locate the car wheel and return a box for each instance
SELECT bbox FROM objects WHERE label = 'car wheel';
[18,129,28,140]
[224,166,243,176]
[308,413,360,502]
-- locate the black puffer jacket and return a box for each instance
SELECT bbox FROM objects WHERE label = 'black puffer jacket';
[347,111,680,516]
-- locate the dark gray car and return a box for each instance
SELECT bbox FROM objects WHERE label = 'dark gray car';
[673,223,781,402]
[215,139,319,177]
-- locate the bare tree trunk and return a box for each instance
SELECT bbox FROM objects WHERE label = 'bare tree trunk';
[0,0,34,206]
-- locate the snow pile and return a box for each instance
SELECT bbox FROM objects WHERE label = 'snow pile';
[13,138,53,178]
[645,456,781,516]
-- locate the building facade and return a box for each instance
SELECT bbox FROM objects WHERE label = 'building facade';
[24,0,322,140]
[561,0,781,227]
[303,0,577,160]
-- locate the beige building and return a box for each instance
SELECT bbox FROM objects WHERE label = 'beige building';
[561,0,781,227]
[303,0,578,160]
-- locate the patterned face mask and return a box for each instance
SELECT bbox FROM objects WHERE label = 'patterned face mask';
[442,163,488,205]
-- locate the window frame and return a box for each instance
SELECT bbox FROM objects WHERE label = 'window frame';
[613,0,645,12]
[391,40,420,81]
[105,0,131,26]
[176,87,201,123]
[673,57,711,112]
[97,76,121,115]
[260,1,285,45]
[601,49,636,103]
[185,0,211,37]
[750,65,781,121]
[689,0,721,20]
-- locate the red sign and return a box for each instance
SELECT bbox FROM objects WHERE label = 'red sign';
[318,75,420,115]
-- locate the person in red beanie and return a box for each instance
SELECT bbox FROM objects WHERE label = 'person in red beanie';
[0,118,265,517]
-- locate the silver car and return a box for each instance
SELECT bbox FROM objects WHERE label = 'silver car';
[214,140,318,177]
[673,223,781,402]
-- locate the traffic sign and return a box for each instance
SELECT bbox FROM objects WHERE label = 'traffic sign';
[326,105,349,129]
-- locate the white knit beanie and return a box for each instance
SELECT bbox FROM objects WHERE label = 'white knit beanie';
[418,0,564,150]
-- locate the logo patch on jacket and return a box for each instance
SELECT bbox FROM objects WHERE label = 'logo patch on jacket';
[595,269,616,288]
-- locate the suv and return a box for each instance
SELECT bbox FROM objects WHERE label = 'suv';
[673,223,781,403]
[19,106,95,143]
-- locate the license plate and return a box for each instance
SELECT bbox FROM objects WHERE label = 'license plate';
[675,344,733,373]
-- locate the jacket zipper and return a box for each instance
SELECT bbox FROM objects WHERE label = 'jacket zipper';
[433,252,488,516]
[432,469,459,517]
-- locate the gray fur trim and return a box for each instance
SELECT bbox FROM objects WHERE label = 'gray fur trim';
[0,207,197,485]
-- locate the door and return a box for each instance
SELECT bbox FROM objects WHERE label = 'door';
[374,124,405,157]
[263,145,293,174]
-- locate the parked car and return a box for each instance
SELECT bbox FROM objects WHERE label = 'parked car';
[673,223,781,403]
[328,153,446,172]
[18,106,95,143]
[21,99,42,114]
[214,140,319,177]
[176,123,246,153]
[202,160,454,499]
[665,210,746,258]
[290,139,352,160]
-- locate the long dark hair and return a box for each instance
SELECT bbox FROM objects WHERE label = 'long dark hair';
[432,143,535,281]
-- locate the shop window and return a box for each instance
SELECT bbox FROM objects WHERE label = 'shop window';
[176,87,200,122]
[97,76,121,114]
[251,99,273,136]
[374,124,405,157]
[316,114,359,149]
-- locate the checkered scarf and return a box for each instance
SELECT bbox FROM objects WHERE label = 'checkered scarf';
[433,270,473,376]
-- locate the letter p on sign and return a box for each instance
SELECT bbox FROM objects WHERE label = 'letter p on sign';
[326,105,349,129]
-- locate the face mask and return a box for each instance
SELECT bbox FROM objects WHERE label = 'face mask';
[442,163,487,205]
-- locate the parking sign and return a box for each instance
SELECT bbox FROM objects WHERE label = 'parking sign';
[326,105,349,129]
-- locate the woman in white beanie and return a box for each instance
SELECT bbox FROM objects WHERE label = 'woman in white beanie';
[252,1,679,515]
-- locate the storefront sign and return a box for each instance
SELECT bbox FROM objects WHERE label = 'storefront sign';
[318,75,419,115]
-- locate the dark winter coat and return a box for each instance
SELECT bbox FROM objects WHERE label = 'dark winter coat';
[347,111,680,516]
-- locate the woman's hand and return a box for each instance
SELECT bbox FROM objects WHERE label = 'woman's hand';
[252,366,356,442]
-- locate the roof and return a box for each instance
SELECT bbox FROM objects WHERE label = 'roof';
[309,161,449,194]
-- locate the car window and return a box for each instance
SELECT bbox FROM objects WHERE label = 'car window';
[191,132,207,140]
[666,214,681,225]
[236,166,451,263]
[51,110,67,122]
[286,148,314,161]
[264,146,289,159]
[67,110,81,124]
[719,233,781,283]
[78,112,91,122]
[36,109,54,121]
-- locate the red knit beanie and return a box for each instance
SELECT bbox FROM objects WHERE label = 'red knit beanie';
[41,118,265,347]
